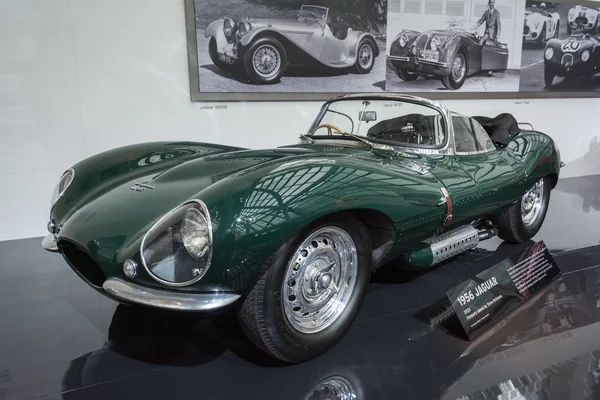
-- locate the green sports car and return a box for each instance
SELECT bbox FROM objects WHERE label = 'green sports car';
[43,94,561,363]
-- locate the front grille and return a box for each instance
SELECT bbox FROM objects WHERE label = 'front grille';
[415,33,429,50]
[561,54,574,70]
[59,240,106,287]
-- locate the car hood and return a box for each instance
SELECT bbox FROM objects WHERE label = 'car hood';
[245,18,316,32]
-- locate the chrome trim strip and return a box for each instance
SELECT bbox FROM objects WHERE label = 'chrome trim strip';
[51,168,75,210]
[42,234,58,252]
[417,58,449,67]
[140,199,213,287]
[103,277,240,311]
[388,55,410,61]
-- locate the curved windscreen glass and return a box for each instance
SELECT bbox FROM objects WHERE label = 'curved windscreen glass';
[310,99,446,147]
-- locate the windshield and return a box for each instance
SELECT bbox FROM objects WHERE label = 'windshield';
[299,5,328,20]
[448,20,479,34]
[309,99,446,147]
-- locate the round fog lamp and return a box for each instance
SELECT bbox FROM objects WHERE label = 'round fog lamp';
[544,47,554,60]
[123,259,138,278]
[582,50,590,62]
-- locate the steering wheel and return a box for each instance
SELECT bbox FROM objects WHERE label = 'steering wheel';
[311,123,346,136]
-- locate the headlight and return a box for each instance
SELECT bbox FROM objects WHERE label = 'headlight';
[238,21,252,35]
[50,169,74,207]
[545,47,554,60]
[582,49,590,61]
[399,34,408,47]
[223,18,237,37]
[140,200,213,286]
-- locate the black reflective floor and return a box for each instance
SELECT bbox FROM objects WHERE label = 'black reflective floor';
[1,175,600,400]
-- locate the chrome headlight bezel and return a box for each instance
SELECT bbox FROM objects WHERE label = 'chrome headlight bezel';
[223,18,237,37]
[399,34,408,48]
[238,21,252,36]
[140,199,213,287]
[582,49,590,62]
[51,168,75,208]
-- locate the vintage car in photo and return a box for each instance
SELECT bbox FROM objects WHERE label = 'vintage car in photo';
[203,5,379,84]
[543,30,600,87]
[43,94,561,363]
[567,5,600,34]
[388,21,509,90]
[523,4,561,44]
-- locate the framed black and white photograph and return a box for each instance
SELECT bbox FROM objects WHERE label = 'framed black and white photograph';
[385,0,525,92]
[519,1,600,92]
[187,0,388,101]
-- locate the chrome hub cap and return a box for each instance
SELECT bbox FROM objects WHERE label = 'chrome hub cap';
[252,44,281,78]
[282,227,357,334]
[452,55,465,81]
[358,44,374,69]
[308,376,357,400]
[521,178,545,226]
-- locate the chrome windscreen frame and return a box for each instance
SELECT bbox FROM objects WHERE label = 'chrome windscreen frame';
[305,93,456,156]
[139,199,213,287]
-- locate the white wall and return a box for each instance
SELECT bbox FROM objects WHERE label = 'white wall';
[0,0,598,241]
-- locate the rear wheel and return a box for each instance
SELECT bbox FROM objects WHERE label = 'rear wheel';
[496,177,551,243]
[237,214,372,363]
[555,21,560,38]
[395,67,419,81]
[441,51,467,90]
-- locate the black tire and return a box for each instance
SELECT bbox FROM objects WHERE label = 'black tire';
[496,177,551,243]
[544,66,555,87]
[395,67,419,81]
[208,38,236,73]
[237,213,372,363]
[555,21,560,38]
[538,23,547,45]
[441,51,467,90]
[355,39,376,74]
[243,36,287,84]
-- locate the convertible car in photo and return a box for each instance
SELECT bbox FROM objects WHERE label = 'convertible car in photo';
[568,5,600,34]
[43,94,561,363]
[523,4,560,45]
[388,21,509,90]
[203,5,379,84]
[543,22,600,87]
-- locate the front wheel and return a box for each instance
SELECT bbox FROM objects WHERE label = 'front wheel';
[355,39,376,74]
[237,214,372,363]
[441,52,467,90]
[496,177,551,243]
[243,37,287,84]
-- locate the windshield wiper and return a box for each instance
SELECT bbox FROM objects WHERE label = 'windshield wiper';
[299,134,315,143]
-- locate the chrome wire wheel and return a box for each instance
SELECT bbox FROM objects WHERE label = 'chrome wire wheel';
[452,54,466,82]
[308,376,357,400]
[252,44,281,79]
[282,226,358,334]
[521,178,545,227]
[358,43,374,69]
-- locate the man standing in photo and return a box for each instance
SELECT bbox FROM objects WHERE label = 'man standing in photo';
[477,0,501,75]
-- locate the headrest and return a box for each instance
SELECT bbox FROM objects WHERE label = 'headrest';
[473,113,521,145]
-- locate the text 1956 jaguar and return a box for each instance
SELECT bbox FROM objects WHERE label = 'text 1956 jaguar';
[544,18,600,87]
[388,21,508,90]
[204,5,379,84]
[43,94,561,363]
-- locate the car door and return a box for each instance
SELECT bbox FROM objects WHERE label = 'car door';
[452,115,519,216]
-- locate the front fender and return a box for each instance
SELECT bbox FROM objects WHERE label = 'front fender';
[204,19,230,50]
[239,26,287,47]
[195,154,444,291]
[51,142,243,227]
[350,32,380,58]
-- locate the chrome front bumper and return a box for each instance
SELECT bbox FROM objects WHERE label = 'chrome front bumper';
[103,277,241,311]
[42,234,58,252]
